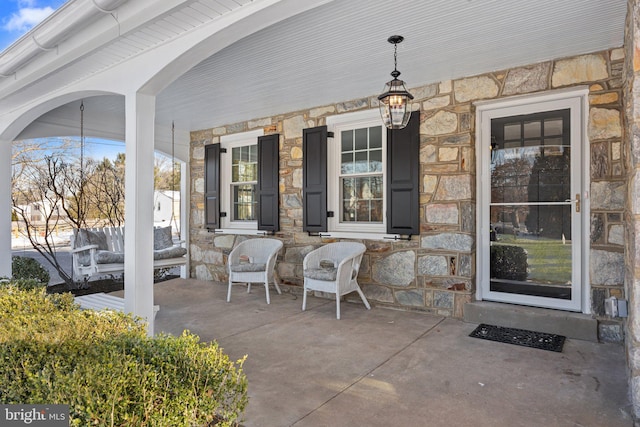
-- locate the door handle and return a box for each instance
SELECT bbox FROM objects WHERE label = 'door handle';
[565,194,580,213]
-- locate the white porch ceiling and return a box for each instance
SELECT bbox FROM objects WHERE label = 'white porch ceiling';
[7,0,628,153]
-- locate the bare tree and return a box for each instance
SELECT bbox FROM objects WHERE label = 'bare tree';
[12,156,75,286]
[86,154,125,227]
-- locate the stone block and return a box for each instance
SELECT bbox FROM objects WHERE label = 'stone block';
[422,233,473,252]
[410,84,437,100]
[421,111,458,135]
[503,62,551,95]
[283,115,305,139]
[336,98,368,113]
[438,147,458,162]
[309,105,336,117]
[426,203,458,224]
[590,213,605,244]
[434,175,472,201]
[422,95,450,111]
[418,255,449,276]
[590,249,624,285]
[396,290,424,307]
[363,284,394,303]
[454,75,499,102]
[589,108,622,140]
[609,224,624,245]
[552,54,608,87]
[598,321,624,343]
[284,245,315,263]
[195,264,212,281]
[433,291,454,309]
[591,181,625,210]
[372,251,416,286]
[423,175,438,193]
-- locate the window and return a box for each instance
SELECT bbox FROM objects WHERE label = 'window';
[303,109,419,237]
[205,130,279,233]
[220,130,263,229]
[328,111,387,233]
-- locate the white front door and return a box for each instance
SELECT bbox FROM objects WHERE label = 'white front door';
[476,89,589,312]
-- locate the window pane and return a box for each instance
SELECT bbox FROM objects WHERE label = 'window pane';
[232,145,257,183]
[370,176,383,198]
[544,119,563,136]
[355,151,368,173]
[369,126,382,149]
[232,184,256,221]
[341,153,353,174]
[370,200,383,222]
[369,149,382,172]
[341,176,383,223]
[341,130,353,151]
[355,128,368,150]
[504,124,520,140]
[523,121,541,138]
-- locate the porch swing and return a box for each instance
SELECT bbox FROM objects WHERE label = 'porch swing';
[70,104,188,285]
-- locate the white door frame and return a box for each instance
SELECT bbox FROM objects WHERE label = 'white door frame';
[475,87,591,313]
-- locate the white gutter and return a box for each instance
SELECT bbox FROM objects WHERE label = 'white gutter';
[0,0,129,77]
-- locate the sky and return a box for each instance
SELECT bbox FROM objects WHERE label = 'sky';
[0,0,66,52]
[0,1,127,160]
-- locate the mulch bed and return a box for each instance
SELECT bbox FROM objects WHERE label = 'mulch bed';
[47,275,178,296]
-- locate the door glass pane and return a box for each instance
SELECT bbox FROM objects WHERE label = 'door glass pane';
[490,109,572,300]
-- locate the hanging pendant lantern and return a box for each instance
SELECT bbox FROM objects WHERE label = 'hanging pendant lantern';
[378,35,414,130]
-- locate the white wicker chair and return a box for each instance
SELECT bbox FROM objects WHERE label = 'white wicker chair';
[302,242,370,319]
[227,238,283,304]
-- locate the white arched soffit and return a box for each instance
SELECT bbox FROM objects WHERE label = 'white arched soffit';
[0,90,119,143]
[0,92,187,162]
[139,0,334,96]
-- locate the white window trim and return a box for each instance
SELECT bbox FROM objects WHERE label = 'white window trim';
[219,129,263,231]
[475,86,590,313]
[326,109,388,235]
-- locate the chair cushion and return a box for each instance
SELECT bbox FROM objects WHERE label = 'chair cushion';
[230,263,267,273]
[304,267,338,281]
[154,226,174,250]
[77,229,109,250]
[76,230,109,265]
[154,246,188,260]
[95,250,125,264]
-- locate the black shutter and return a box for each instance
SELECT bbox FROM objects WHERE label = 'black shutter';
[257,134,280,232]
[387,111,420,235]
[204,143,220,229]
[303,126,328,232]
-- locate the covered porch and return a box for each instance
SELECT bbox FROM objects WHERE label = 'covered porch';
[144,278,631,426]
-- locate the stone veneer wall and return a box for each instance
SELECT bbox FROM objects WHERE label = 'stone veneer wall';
[189,48,626,328]
[624,0,640,418]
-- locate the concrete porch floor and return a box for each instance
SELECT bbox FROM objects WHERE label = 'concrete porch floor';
[144,278,632,426]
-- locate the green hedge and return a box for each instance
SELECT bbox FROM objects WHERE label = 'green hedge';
[0,284,248,426]
[490,244,528,281]
[11,255,50,285]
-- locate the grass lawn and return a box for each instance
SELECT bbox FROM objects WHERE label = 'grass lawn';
[494,234,572,285]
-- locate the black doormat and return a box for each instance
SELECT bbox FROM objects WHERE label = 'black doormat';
[469,324,565,352]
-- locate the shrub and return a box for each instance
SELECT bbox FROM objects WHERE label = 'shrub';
[11,256,50,285]
[490,244,528,281]
[0,284,248,426]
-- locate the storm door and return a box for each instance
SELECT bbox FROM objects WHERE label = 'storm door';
[477,91,587,312]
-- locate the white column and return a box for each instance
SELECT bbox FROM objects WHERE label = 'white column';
[124,93,156,335]
[0,140,11,277]
[179,160,188,278]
